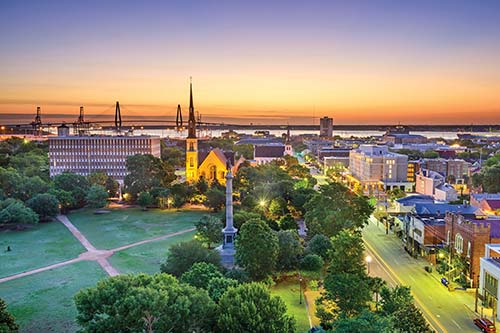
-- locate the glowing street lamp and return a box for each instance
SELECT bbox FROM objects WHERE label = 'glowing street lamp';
[365,255,372,274]
[259,199,266,208]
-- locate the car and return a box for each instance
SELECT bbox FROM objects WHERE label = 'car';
[473,318,496,332]
[440,277,449,286]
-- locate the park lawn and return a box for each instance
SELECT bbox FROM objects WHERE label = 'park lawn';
[0,222,85,278]
[0,261,107,333]
[271,280,311,333]
[109,230,196,275]
[68,208,206,249]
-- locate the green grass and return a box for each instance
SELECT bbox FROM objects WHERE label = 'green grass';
[109,230,196,274]
[0,261,107,333]
[68,208,206,249]
[271,281,311,333]
[0,222,85,278]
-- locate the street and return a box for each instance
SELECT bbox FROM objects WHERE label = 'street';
[363,217,483,333]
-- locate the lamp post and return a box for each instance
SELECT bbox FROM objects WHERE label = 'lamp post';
[366,255,372,274]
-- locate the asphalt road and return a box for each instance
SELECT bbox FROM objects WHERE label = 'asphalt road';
[363,217,483,333]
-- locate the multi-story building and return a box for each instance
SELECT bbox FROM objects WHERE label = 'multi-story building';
[421,158,470,183]
[445,212,500,287]
[348,145,412,194]
[415,169,458,202]
[319,117,333,137]
[407,161,420,182]
[49,134,161,181]
[479,244,500,319]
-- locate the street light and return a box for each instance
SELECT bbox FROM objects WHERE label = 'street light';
[365,255,372,274]
[259,199,266,207]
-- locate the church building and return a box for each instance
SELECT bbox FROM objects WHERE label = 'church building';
[185,80,242,184]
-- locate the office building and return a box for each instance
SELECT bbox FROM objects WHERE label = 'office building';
[49,135,161,181]
[319,117,333,137]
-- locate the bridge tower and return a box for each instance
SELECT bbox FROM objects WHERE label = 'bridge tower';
[176,104,183,131]
[115,101,122,131]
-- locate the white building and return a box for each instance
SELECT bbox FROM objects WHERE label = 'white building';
[348,145,412,194]
[49,135,161,181]
[253,144,286,165]
[479,244,500,320]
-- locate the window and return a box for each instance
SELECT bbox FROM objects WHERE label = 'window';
[455,234,464,254]
[467,241,471,258]
[189,157,194,167]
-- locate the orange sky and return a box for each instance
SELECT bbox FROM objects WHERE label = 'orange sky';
[1,1,500,125]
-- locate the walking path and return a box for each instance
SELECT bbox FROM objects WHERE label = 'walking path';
[0,215,195,283]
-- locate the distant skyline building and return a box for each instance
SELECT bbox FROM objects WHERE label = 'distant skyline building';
[319,116,333,137]
[48,135,160,181]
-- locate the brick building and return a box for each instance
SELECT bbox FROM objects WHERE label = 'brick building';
[445,213,500,287]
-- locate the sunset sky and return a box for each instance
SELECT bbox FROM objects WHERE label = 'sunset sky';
[1,0,500,125]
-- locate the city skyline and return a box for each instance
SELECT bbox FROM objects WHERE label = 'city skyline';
[1,0,500,124]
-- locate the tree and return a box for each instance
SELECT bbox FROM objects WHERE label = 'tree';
[278,214,297,230]
[300,254,324,272]
[85,185,108,208]
[276,230,302,270]
[233,210,261,229]
[0,199,38,225]
[160,145,184,167]
[207,277,239,302]
[234,143,254,159]
[53,172,90,208]
[74,273,216,333]
[322,231,371,317]
[305,234,332,261]
[423,150,439,159]
[379,285,413,316]
[124,154,176,198]
[160,240,221,277]
[217,283,296,333]
[479,165,500,193]
[105,177,119,198]
[195,177,209,194]
[334,310,392,333]
[304,182,373,237]
[0,297,19,333]
[87,172,108,187]
[137,192,153,210]
[368,276,386,310]
[387,188,405,201]
[235,218,279,280]
[180,262,224,289]
[205,187,225,212]
[26,193,59,221]
[392,303,429,333]
[195,215,223,249]
[48,189,75,214]
[269,197,287,219]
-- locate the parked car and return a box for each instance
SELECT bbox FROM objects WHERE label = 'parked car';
[473,318,496,332]
[440,277,449,287]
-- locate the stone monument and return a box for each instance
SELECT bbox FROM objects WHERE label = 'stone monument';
[218,166,238,268]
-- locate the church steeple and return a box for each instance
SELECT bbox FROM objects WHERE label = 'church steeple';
[186,77,199,182]
[187,77,196,139]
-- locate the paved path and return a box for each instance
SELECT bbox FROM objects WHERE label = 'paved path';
[0,215,195,283]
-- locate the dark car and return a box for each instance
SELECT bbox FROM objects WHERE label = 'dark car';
[440,277,449,287]
[473,318,496,332]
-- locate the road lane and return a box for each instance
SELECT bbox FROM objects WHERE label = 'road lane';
[363,218,479,333]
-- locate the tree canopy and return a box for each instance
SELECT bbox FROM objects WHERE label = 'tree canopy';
[74,273,216,333]
[160,240,221,277]
[217,283,296,333]
[235,218,279,280]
